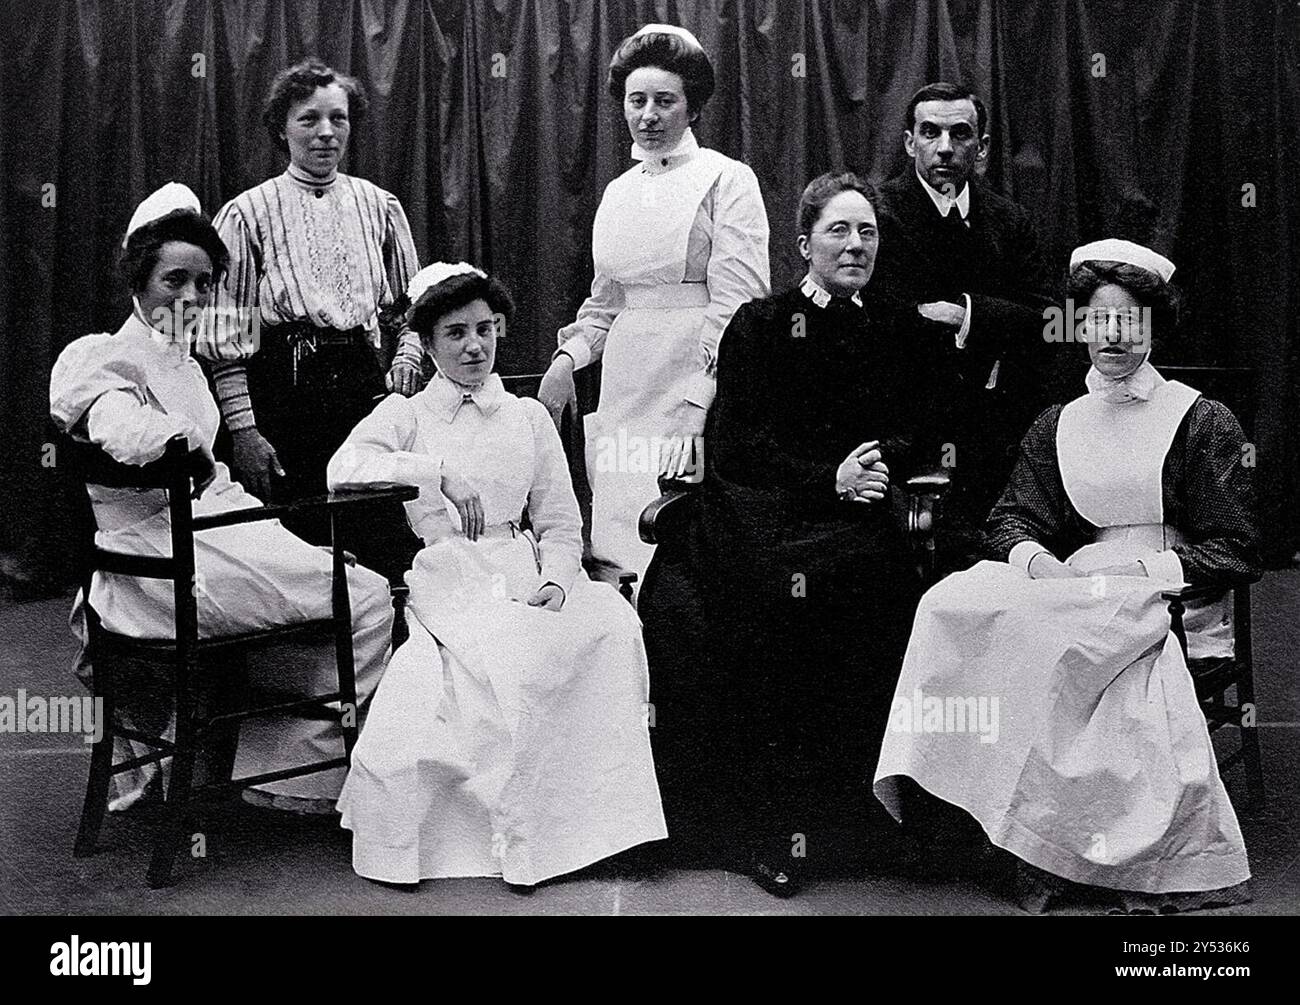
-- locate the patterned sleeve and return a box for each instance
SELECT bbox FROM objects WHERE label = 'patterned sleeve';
[984,405,1077,561]
[203,199,261,431]
[383,192,424,370]
[1169,398,1262,584]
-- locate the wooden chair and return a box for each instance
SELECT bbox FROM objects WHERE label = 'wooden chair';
[1157,365,1264,807]
[69,435,416,886]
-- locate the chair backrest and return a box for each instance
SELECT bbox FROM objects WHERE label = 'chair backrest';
[500,372,544,400]
[66,435,201,647]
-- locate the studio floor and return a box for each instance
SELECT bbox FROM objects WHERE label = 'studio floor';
[2,573,1298,916]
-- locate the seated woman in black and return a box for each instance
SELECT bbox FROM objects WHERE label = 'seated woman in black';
[639,172,948,896]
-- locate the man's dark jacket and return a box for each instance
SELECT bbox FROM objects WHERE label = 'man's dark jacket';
[873,168,1065,565]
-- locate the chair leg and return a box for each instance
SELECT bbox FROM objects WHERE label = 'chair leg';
[390,585,410,652]
[1237,676,1265,809]
[146,705,196,889]
[74,695,114,857]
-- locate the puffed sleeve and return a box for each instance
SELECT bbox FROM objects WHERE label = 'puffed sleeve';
[202,199,262,432]
[50,336,202,464]
[383,193,425,371]
[985,405,1082,565]
[555,269,625,371]
[683,161,771,411]
[1168,398,1262,584]
[522,399,583,597]
[327,394,441,492]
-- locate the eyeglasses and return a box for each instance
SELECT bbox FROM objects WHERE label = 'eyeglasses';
[1081,306,1150,337]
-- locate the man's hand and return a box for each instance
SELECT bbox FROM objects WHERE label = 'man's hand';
[658,402,707,480]
[1088,562,1147,578]
[538,354,576,428]
[918,300,967,329]
[525,584,565,612]
[386,361,423,397]
[835,441,889,503]
[191,442,217,499]
[230,427,285,500]
[440,467,484,541]
[1027,552,1083,579]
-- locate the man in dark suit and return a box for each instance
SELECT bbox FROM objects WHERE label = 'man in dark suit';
[874,82,1059,570]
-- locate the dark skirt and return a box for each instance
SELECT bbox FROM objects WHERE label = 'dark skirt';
[641,474,920,868]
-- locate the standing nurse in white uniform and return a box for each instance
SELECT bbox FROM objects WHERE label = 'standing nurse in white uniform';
[539,23,771,583]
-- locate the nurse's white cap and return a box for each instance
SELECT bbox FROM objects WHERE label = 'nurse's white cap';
[1069,238,1175,282]
[406,261,486,306]
[633,23,704,50]
[122,182,202,248]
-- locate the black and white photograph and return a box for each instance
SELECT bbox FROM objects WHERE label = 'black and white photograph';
[0,0,1296,965]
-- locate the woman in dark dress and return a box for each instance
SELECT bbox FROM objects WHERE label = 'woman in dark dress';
[639,173,947,895]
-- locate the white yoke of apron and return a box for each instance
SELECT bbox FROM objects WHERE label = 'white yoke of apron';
[584,147,726,580]
[1058,378,1233,657]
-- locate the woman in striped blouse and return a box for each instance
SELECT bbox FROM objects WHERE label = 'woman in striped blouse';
[201,58,422,576]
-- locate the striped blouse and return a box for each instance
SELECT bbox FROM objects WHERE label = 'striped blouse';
[199,166,422,432]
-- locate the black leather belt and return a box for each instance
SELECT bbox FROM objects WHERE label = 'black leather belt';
[270,322,370,386]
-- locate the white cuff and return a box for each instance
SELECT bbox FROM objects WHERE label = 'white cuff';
[556,339,591,371]
[1009,540,1048,577]
[1138,549,1185,584]
[682,371,716,411]
[954,293,973,349]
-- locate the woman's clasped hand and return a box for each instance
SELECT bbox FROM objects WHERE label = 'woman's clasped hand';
[835,440,889,502]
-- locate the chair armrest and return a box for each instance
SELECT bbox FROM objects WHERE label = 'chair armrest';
[70,434,208,489]
[191,486,419,532]
[1160,582,1234,603]
[638,478,700,545]
[904,471,952,495]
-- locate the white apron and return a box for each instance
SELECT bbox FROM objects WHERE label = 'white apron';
[338,530,667,885]
[874,379,1250,893]
[584,149,727,579]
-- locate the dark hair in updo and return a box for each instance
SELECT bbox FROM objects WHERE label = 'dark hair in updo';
[607,30,715,117]
[1066,192,1179,340]
[120,210,230,294]
[406,272,515,341]
[1066,261,1179,340]
[262,58,368,153]
[796,171,877,237]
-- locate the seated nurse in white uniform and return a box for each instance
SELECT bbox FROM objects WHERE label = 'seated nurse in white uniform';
[874,238,1260,912]
[327,263,666,887]
[48,183,393,814]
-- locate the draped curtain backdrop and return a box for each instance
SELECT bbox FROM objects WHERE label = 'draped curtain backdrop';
[2,0,1297,586]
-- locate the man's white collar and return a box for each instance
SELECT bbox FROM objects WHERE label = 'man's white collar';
[916,165,970,221]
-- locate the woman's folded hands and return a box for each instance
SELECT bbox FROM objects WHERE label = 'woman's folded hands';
[835,440,889,503]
